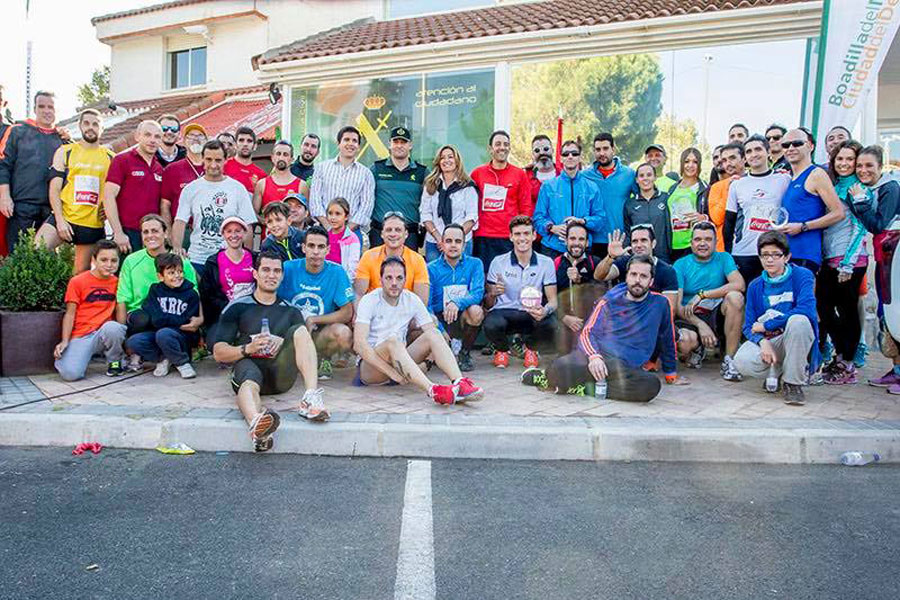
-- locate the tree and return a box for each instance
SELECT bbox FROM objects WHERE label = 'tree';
[511,55,663,166]
[654,113,708,174]
[76,66,110,108]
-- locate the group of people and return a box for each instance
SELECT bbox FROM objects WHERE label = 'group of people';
[2,89,899,451]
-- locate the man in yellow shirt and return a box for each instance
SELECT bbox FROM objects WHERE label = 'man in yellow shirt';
[354,211,429,305]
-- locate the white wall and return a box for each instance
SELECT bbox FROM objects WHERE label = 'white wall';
[206,19,268,90]
[879,83,900,131]
[109,36,165,102]
[263,0,384,48]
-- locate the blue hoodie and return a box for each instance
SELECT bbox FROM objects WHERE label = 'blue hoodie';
[581,157,636,237]
[532,170,607,253]
[261,226,305,262]
[426,253,484,315]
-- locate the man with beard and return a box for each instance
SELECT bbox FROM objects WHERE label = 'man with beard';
[709,145,726,185]
[528,255,683,401]
[216,132,236,158]
[160,123,206,235]
[254,140,303,218]
[765,124,789,173]
[290,133,321,184]
[707,142,746,252]
[155,114,186,168]
[552,221,604,353]
[369,127,427,250]
[582,132,635,258]
[728,123,749,144]
[223,126,267,194]
[526,135,560,208]
[36,109,114,273]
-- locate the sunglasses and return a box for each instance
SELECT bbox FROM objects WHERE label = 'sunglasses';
[383,210,405,220]
[561,151,581,157]
[781,140,806,149]
[161,125,180,133]
[533,145,551,154]
[766,134,783,142]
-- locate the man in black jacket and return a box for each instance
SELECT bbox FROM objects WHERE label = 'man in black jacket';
[0,90,64,250]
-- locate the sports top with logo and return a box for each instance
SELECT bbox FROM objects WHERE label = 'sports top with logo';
[277,258,354,319]
[175,177,257,264]
[486,251,556,311]
[59,143,115,228]
[726,170,790,257]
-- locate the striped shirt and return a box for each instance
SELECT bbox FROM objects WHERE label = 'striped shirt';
[309,156,376,227]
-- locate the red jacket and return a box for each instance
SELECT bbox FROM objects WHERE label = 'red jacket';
[471,162,533,238]
[527,165,561,207]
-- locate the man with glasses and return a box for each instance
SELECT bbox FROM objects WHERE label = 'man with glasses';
[533,140,605,259]
[582,132,635,258]
[290,133,321,184]
[526,135,560,208]
[369,127,427,250]
[160,123,207,234]
[724,134,791,284]
[765,124,789,173]
[734,230,818,406]
[156,114,186,168]
[355,211,429,305]
[223,126,267,194]
[778,129,844,271]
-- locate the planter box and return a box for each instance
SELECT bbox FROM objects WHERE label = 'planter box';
[0,310,64,376]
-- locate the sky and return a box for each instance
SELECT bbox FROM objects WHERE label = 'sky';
[0,0,809,150]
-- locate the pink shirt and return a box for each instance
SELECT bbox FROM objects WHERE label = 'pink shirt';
[217,250,254,300]
[326,230,343,264]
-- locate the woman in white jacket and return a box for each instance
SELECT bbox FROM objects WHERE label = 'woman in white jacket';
[419,145,478,263]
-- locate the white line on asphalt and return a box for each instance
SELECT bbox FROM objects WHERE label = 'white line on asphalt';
[394,459,436,600]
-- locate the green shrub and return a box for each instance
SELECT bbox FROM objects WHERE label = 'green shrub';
[0,229,74,312]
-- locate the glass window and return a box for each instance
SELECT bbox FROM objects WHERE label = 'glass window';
[168,47,206,89]
[388,0,492,18]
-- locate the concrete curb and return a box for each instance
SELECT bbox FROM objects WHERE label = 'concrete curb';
[2,411,899,464]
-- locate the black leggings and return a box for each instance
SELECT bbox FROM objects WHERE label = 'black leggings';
[483,308,557,352]
[545,350,661,402]
[816,264,866,361]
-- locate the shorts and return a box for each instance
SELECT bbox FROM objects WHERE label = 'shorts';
[676,298,726,347]
[352,357,400,387]
[229,325,300,395]
[45,214,105,245]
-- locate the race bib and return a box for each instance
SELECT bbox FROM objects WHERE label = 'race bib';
[748,202,776,232]
[73,175,100,206]
[481,183,508,212]
[442,284,467,309]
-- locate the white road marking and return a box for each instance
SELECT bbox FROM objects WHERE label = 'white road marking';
[394,459,436,600]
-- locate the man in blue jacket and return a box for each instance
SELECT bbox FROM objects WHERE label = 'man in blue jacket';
[733,231,819,406]
[582,132,635,258]
[533,140,605,259]
[427,224,484,372]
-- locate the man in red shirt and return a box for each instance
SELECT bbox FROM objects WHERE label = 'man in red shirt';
[471,130,532,273]
[223,126,266,194]
[104,120,164,253]
[525,134,560,206]
[160,123,206,234]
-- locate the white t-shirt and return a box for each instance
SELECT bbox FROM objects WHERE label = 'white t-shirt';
[726,171,791,257]
[175,176,257,264]
[355,288,432,347]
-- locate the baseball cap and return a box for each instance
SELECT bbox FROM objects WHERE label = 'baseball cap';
[390,126,411,142]
[220,216,249,235]
[282,192,308,208]
[183,123,207,138]
[644,143,666,155]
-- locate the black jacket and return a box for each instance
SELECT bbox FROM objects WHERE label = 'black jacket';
[0,120,63,203]
[622,187,672,262]
[141,280,200,331]
[290,159,314,183]
[200,249,257,326]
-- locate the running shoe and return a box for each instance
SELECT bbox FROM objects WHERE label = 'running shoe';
[869,369,900,388]
[510,336,526,359]
[454,377,484,402]
[493,351,510,369]
[153,359,171,377]
[824,362,857,385]
[430,384,457,405]
[782,383,806,406]
[888,384,900,396]
[852,342,868,368]
[318,358,333,380]
[565,383,587,396]
[481,343,495,356]
[521,367,549,389]
[457,349,475,372]
[523,347,540,369]
[685,344,705,369]
[808,370,825,386]
[176,363,197,379]
[106,361,124,377]
[253,437,274,453]
[298,388,329,422]
[125,354,143,373]
[820,340,835,365]
[249,409,280,448]
[721,355,743,382]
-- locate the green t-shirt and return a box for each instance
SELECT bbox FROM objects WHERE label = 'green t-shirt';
[116,249,198,312]
[667,184,700,250]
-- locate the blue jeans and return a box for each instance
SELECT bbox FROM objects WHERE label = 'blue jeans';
[424,240,473,263]
[126,328,191,366]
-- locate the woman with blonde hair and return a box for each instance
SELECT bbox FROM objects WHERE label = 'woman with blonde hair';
[419,145,478,262]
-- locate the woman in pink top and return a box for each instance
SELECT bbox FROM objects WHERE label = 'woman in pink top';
[325,197,360,281]
[199,216,255,342]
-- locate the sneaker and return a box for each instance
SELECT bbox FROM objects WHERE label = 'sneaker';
[685,344,705,369]
[824,361,857,385]
[318,358,333,380]
[564,383,587,396]
[521,367,549,389]
[642,359,660,372]
[106,361,124,377]
[454,377,484,402]
[457,349,475,372]
[887,383,900,395]
[192,346,210,362]
[721,356,743,382]
[430,384,457,405]
[510,337,526,359]
[869,369,900,388]
[253,437,274,453]
[153,359,171,377]
[298,388,329,422]
[820,340,835,365]
[808,370,825,386]
[333,351,352,369]
[852,342,868,368]
[481,343,495,356]
[176,363,197,379]
[782,382,806,406]
[523,347,540,369]
[493,351,510,369]
[125,354,143,373]
[249,409,280,446]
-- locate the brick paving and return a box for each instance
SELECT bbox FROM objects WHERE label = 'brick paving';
[25,350,898,421]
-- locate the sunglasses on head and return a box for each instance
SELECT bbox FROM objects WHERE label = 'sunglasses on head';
[781,140,806,149]
[161,125,180,133]
[383,210,405,220]
[561,150,581,157]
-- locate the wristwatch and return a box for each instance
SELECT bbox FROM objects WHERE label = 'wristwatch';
[800,222,809,233]
[240,343,249,358]
[698,290,706,300]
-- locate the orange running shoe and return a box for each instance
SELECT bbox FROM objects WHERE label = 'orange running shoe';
[493,351,510,368]
[523,347,540,368]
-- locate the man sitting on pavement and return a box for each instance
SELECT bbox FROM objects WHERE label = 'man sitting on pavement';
[213,251,328,453]
[525,255,686,400]
[277,225,355,380]
[354,256,484,405]
[484,215,558,370]
[260,201,305,262]
[733,231,819,406]
[427,224,485,372]
[674,222,746,380]
[355,211,429,305]
[553,221,605,353]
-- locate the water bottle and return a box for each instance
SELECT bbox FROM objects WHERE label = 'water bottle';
[260,317,270,337]
[765,364,779,393]
[450,338,462,356]
[594,380,607,400]
[840,451,881,466]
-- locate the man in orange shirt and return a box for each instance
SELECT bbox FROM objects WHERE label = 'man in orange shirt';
[706,142,745,252]
[53,240,128,380]
[354,211,429,305]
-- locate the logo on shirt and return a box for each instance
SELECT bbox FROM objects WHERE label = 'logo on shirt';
[213,191,228,207]
[767,291,794,305]
[85,288,116,303]
[157,296,189,315]
[290,292,325,318]
[131,170,145,177]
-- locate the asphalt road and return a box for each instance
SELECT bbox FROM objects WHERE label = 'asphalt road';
[1,448,898,600]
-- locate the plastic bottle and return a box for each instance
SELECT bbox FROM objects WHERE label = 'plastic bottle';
[595,380,607,400]
[260,317,270,337]
[840,451,881,466]
[765,364,779,393]
[450,338,462,356]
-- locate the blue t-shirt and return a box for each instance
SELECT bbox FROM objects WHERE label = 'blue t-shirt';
[673,252,738,305]
[277,259,354,318]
